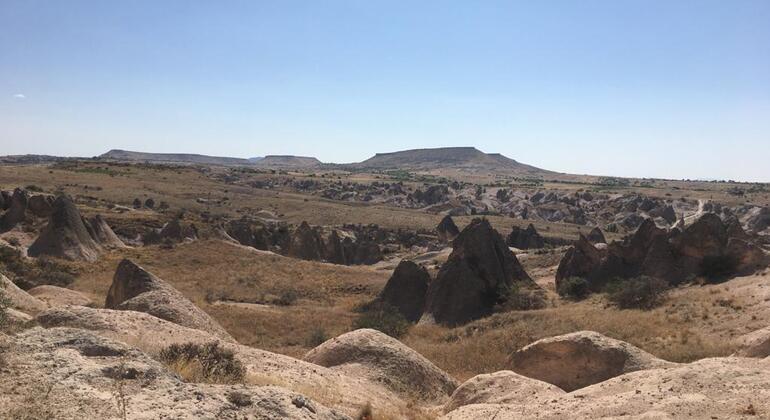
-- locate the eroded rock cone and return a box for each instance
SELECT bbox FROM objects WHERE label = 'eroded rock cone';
[105,259,234,341]
[27,194,55,218]
[379,260,430,322]
[506,224,545,249]
[84,215,126,249]
[159,218,198,242]
[510,331,674,392]
[555,235,604,290]
[28,195,102,262]
[586,227,606,244]
[421,218,536,326]
[436,215,460,242]
[0,188,28,231]
[288,221,324,261]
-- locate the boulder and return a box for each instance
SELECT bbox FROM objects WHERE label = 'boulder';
[105,259,234,341]
[586,227,606,244]
[27,194,55,218]
[734,326,770,358]
[378,260,430,322]
[83,215,126,249]
[444,370,564,413]
[304,328,458,403]
[0,273,47,314]
[28,195,103,262]
[506,224,545,249]
[510,331,674,391]
[0,188,28,231]
[436,215,460,242]
[555,235,604,289]
[421,218,536,326]
[27,285,93,307]
[288,221,324,261]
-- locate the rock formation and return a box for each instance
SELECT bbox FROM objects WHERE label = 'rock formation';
[28,195,103,262]
[444,370,564,413]
[378,260,430,322]
[105,259,234,341]
[506,223,545,249]
[158,217,198,242]
[0,188,28,231]
[27,285,93,307]
[586,227,606,244]
[421,218,537,326]
[0,273,47,314]
[304,328,458,403]
[27,194,55,217]
[288,221,324,260]
[436,215,460,242]
[84,215,126,249]
[510,331,674,391]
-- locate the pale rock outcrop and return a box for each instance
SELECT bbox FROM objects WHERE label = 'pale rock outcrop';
[105,259,234,341]
[510,331,674,391]
[28,285,93,307]
[734,326,770,358]
[0,327,349,420]
[0,273,47,314]
[444,370,564,413]
[304,328,458,404]
[443,357,770,419]
[84,215,126,249]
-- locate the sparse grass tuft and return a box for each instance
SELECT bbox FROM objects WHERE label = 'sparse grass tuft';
[353,301,410,338]
[606,276,668,310]
[158,342,244,384]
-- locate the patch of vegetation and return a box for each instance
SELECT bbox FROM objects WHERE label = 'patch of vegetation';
[353,302,410,338]
[498,283,547,310]
[700,255,737,283]
[158,342,245,384]
[557,277,591,301]
[305,327,328,347]
[0,246,78,289]
[605,276,668,309]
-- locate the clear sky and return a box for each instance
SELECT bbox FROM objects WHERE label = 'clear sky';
[1,1,768,181]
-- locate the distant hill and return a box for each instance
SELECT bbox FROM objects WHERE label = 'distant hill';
[255,155,321,168]
[100,150,252,166]
[352,147,553,176]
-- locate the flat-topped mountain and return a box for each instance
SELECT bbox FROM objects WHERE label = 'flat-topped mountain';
[353,147,552,175]
[255,155,322,168]
[100,149,251,166]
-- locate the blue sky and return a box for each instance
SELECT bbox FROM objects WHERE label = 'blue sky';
[1,1,768,181]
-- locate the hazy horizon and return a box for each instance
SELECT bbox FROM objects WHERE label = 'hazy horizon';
[2,1,769,182]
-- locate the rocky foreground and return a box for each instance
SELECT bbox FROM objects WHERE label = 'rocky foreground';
[2,260,770,419]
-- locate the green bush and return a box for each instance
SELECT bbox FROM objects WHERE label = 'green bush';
[606,276,668,309]
[353,302,410,338]
[557,277,591,300]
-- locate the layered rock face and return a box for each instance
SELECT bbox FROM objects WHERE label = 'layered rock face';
[506,223,545,249]
[421,218,538,326]
[556,215,768,291]
[105,259,234,341]
[378,260,431,322]
[28,195,103,262]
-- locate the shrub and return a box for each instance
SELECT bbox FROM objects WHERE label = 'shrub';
[353,302,410,338]
[158,342,244,384]
[498,283,547,310]
[558,277,591,301]
[700,255,737,283]
[305,327,328,347]
[606,276,668,309]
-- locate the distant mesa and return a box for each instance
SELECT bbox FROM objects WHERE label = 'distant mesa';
[100,149,252,165]
[254,155,322,168]
[352,147,553,176]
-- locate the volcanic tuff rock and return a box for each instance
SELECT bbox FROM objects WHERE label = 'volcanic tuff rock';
[0,188,28,231]
[158,217,198,242]
[436,215,460,242]
[444,370,565,413]
[83,215,126,249]
[0,273,47,314]
[510,331,675,392]
[27,195,103,262]
[288,221,324,260]
[27,285,93,307]
[506,223,545,249]
[378,260,431,322]
[304,328,458,404]
[27,193,55,217]
[105,259,234,341]
[0,327,349,420]
[586,227,606,244]
[421,218,537,326]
